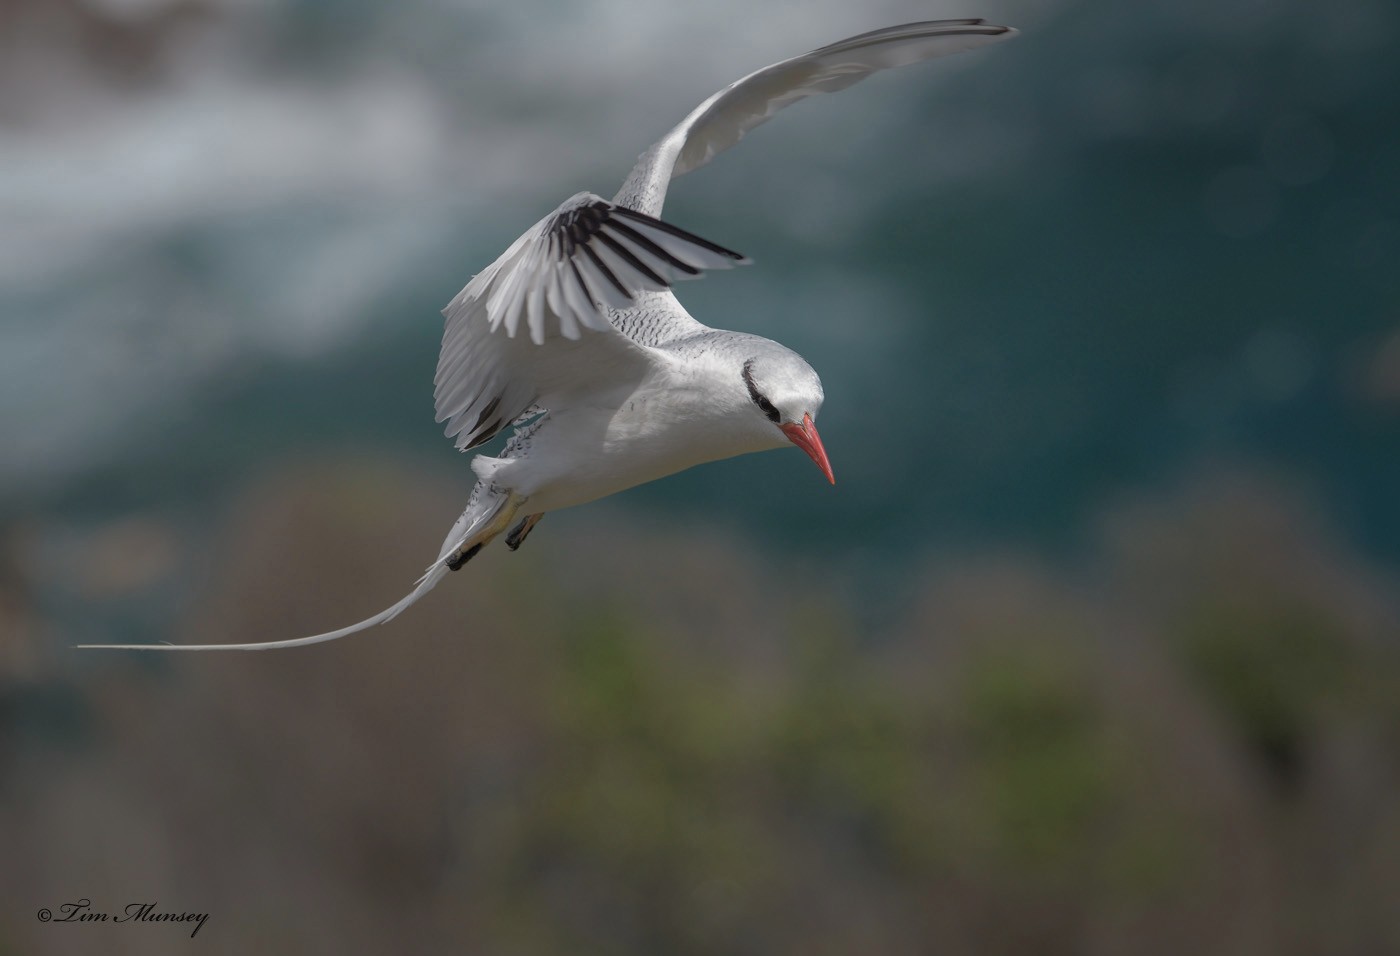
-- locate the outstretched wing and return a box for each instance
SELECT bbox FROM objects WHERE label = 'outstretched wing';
[439,20,1017,451]
[433,192,747,450]
[614,19,1017,216]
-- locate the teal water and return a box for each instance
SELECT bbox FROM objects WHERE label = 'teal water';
[9,0,1400,570]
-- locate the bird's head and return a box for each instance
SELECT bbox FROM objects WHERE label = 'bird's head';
[739,350,834,484]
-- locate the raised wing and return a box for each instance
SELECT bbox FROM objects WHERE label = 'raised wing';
[614,19,1017,216]
[437,20,1016,451]
[434,192,747,449]
[461,192,747,347]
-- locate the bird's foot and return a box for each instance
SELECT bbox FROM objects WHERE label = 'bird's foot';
[505,513,544,551]
[446,542,483,571]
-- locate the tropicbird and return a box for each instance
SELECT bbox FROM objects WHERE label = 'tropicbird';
[81,19,1015,651]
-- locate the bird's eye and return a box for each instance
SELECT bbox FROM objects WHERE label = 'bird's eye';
[742,359,782,424]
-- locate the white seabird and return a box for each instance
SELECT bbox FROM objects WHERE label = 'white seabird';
[81,18,1015,651]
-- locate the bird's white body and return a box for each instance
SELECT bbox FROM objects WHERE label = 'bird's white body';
[82,19,1015,651]
[472,324,803,514]
[477,361,772,515]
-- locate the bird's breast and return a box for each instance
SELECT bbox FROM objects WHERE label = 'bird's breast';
[496,387,760,514]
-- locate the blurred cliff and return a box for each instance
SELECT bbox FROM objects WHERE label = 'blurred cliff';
[2,0,1398,953]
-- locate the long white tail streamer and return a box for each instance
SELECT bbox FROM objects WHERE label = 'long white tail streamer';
[75,491,519,652]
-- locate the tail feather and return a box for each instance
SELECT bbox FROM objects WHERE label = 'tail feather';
[75,486,521,652]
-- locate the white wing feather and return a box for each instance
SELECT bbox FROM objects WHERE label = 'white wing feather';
[615,19,1017,216]
[433,192,748,449]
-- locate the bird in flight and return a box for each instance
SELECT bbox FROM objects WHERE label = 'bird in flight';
[81,18,1015,651]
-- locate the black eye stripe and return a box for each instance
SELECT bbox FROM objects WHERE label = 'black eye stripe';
[742,359,782,424]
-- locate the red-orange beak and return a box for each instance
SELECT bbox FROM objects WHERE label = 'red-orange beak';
[780,413,835,485]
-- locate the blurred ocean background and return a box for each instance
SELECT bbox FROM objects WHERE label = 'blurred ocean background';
[3,0,1399,953]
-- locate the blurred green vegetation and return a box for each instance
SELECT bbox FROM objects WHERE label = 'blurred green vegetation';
[16,461,1394,951]
[1178,595,1352,786]
[11,463,1395,954]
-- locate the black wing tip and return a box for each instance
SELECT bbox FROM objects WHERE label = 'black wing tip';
[876,17,1015,31]
[604,218,703,276]
[813,19,1018,54]
[595,230,667,286]
[610,205,749,262]
[579,241,635,302]
[938,20,1018,40]
[566,255,602,308]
